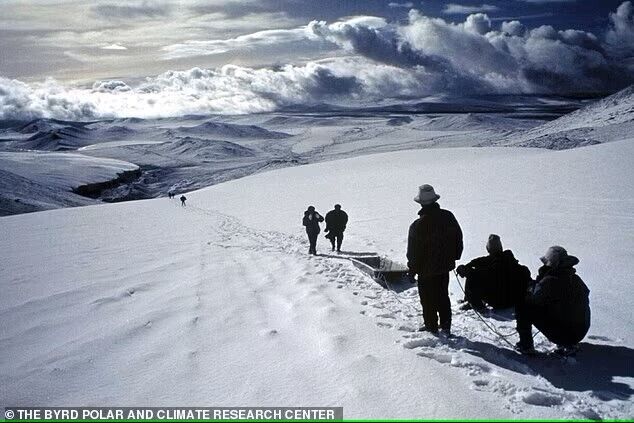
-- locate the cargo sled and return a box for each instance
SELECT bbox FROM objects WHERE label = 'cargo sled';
[350,256,414,291]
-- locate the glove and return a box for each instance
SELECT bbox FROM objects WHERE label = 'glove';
[456,265,467,277]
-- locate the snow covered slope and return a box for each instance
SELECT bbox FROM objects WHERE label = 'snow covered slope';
[1,141,632,419]
[504,85,634,149]
[0,152,138,215]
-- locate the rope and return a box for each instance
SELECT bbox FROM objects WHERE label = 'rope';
[379,273,421,318]
[452,270,518,349]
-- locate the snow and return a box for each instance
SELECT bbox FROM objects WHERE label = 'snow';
[0,152,138,215]
[1,111,542,214]
[502,85,634,149]
[0,152,138,190]
[1,139,632,419]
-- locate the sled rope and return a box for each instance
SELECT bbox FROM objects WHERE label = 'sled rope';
[379,274,422,318]
[452,270,518,349]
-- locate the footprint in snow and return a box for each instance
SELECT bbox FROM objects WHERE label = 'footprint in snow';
[520,391,564,407]
[403,337,439,349]
[417,351,454,364]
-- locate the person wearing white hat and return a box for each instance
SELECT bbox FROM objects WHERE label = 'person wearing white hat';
[515,246,591,356]
[407,184,463,335]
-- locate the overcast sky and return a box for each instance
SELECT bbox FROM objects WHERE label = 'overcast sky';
[1,0,633,119]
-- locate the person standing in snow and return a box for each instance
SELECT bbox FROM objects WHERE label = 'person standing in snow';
[303,206,324,255]
[515,246,591,356]
[456,234,531,311]
[325,204,349,252]
[407,185,463,335]
[180,195,187,206]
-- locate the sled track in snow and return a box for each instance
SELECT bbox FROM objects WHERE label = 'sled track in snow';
[184,203,631,419]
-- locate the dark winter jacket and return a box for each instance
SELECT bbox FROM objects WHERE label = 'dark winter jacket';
[526,264,591,336]
[407,203,463,278]
[325,209,348,235]
[462,250,531,308]
[303,210,324,235]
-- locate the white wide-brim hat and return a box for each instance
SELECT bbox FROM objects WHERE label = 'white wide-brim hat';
[414,184,440,205]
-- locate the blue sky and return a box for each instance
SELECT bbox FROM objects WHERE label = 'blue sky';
[0,0,633,119]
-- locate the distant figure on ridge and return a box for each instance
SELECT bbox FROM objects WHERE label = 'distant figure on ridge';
[515,246,591,356]
[407,184,463,336]
[456,234,531,312]
[168,191,175,199]
[302,206,324,255]
[180,195,187,206]
[325,204,348,253]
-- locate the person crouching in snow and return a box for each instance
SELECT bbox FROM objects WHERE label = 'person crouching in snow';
[407,184,463,336]
[456,234,531,312]
[515,246,591,356]
[303,206,324,255]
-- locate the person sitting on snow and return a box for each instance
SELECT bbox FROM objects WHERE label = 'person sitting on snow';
[515,246,591,356]
[456,234,531,312]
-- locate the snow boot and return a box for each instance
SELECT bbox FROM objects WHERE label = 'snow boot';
[552,344,579,357]
[418,325,439,335]
[515,341,537,356]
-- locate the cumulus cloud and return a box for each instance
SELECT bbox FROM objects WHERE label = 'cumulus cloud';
[2,2,634,120]
[443,4,499,15]
[501,20,526,36]
[92,80,131,92]
[606,1,634,57]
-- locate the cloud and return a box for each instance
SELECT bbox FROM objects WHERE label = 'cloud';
[443,4,500,15]
[161,27,313,60]
[92,1,172,19]
[501,20,526,36]
[606,1,634,57]
[2,2,634,120]
[101,43,127,50]
[388,2,415,8]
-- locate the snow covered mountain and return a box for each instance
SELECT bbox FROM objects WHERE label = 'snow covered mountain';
[0,91,632,216]
[502,85,634,149]
[1,139,632,419]
[0,152,138,215]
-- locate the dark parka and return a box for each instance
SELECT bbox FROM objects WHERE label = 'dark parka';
[525,262,591,342]
[407,203,463,278]
[462,250,531,308]
[303,210,324,234]
[325,209,348,235]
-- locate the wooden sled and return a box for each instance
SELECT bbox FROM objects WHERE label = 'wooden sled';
[350,256,414,290]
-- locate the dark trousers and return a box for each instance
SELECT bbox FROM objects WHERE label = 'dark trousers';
[307,232,318,254]
[516,302,589,348]
[418,273,451,331]
[464,273,487,310]
[329,232,344,251]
